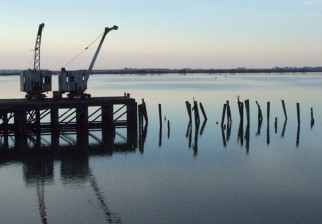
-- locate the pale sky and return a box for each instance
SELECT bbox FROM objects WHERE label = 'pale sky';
[1,0,322,70]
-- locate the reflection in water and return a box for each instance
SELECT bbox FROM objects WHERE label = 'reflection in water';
[311,108,315,129]
[221,125,227,147]
[245,123,250,154]
[281,120,287,138]
[23,154,54,224]
[186,122,192,149]
[221,122,232,148]
[296,125,300,147]
[139,123,148,152]
[193,122,200,158]
[226,122,232,143]
[159,125,162,147]
[237,120,244,147]
[266,122,270,146]
[255,101,263,136]
[256,117,263,136]
[60,154,121,223]
[167,120,170,139]
[200,120,207,136]
[0,127,137,222]
[1,131,133,224]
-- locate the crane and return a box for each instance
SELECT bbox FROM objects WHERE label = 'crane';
[56,25,118,99]
[20,23,52,100]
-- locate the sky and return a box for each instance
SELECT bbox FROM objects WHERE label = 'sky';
[1,0,322,70]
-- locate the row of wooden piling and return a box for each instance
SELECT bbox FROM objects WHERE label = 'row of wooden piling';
[142,97,315,133]
[137,97,316,157]
[139,98,315,150]
[218,99,314,128]
[185,99,208,126]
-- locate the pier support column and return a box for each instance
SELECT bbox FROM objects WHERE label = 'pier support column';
[127,102,138,149]
[14,107,27,150]
[76,106,88,132]
[76,106,88,149]
[35,109,41,133]
[50,107,60,150]
[51,107,59,133]
[102,104,114,147]
[2,112,9,148]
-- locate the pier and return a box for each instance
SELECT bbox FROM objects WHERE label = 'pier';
[0,96,138,150]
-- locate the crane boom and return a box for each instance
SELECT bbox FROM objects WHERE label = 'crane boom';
[21,23,52,100]
[86,25,118,82]
[57,25,117,99]
[34,23,45,71]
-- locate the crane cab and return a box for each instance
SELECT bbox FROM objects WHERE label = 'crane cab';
[58,68,89,99]
[20,70,52,99]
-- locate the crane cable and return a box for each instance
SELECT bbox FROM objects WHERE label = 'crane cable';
[62,32,104,68]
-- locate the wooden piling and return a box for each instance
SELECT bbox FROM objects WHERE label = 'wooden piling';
[226,100,232,124]
[296,103,300,126]
[158,104,162,128]
[255,101,263,122]
[193,99,200,125]
[266,102,270,145]
[244,99,250,123]
[267,102,270,124]
[199,102,207,121]
[239,102,244,123]
[281,100,287,120]
[274,117,277,134]
[185,101,192,123]
[221,104,227,127]
[237,97,243,120]
[142,99,148,124]
[311,107,315,128]
[138,104,143,128]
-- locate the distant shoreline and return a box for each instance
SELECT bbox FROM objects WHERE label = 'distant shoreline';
[1,67,322,76]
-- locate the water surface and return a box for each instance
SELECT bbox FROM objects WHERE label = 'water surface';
[0,73,322,224]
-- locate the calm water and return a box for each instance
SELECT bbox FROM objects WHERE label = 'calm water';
[1,73,322,224]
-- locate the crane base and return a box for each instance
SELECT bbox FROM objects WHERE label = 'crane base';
[67,93,91,100]
[25,93,46,100]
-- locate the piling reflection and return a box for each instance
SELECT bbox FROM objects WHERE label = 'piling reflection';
[296,125,300,147]
[237,120,244,146]
[221,121,231,148]
[255,101,263,136]
[186,122,192,148]
[200,120,207,136]
[221,125,227,147]
[281,120,287,138]
[0,124,138,156]
[193,122,200,158]
[245,123,250,154]
[266,123,270,145]
[139,123,148,152]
